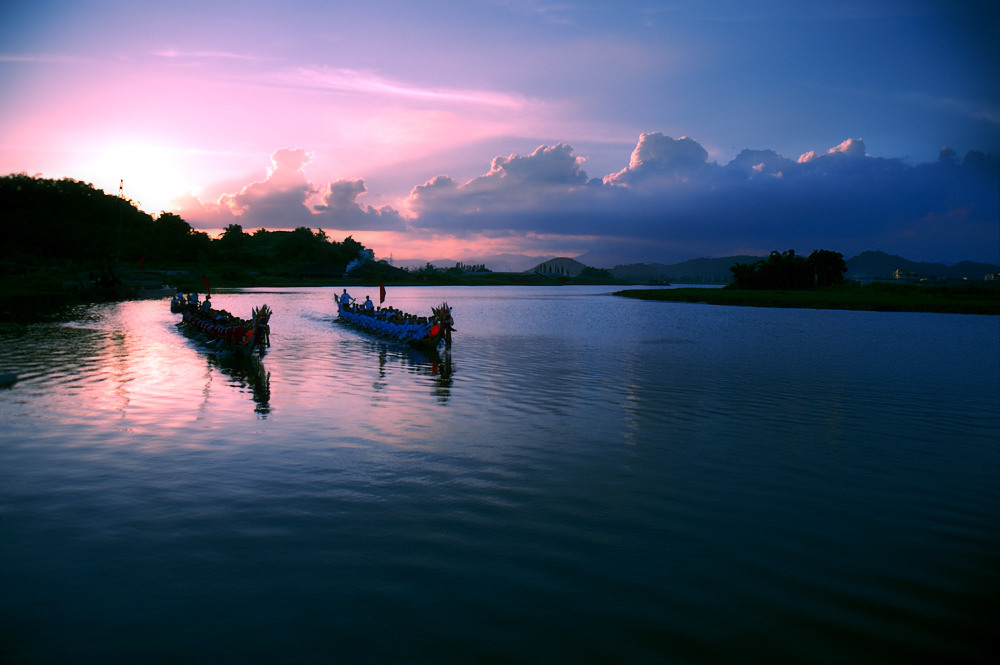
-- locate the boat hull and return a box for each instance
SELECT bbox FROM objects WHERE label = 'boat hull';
[173,302,271,358]
[336,303,448,351]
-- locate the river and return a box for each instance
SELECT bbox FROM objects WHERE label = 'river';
[1,285,997,664]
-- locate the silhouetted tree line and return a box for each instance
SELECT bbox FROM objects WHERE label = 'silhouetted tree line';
[729,249,847,289]
[0,174,209,266]
[444,262,489,274]
[214,223,370,269]
[578,266,613,281]
[0,174,378,274]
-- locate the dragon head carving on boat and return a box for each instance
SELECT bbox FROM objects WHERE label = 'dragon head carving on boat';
[252,304,272,349]
[431,303,454,348]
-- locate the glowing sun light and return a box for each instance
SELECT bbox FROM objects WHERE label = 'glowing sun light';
[81,142,194,215]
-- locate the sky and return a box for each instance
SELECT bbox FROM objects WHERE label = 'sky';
[2,0,998,267]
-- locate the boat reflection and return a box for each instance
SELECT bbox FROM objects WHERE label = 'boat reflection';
[366,340,454,403]
[207,353,272,416]
[173,319,272,415]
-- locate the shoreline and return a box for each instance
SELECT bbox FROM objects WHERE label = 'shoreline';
[613,285,1000,315]
[5,278,999,322]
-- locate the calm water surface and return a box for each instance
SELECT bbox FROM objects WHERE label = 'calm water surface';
[1,286,998,664]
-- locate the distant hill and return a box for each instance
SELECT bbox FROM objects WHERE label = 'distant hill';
[523,257,588,277]
[611,256,763,283]
[402,249,998,283]
[845,251,999,281]
[606,251,999,284]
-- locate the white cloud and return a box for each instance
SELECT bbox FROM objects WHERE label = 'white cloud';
[480,144,589,185]
[604,134,711,185]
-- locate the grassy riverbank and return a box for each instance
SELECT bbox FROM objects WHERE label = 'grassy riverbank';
[614,283,1000,315]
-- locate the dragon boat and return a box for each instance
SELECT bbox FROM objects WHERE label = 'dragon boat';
[335,295,453,351]
[172,296,272,358]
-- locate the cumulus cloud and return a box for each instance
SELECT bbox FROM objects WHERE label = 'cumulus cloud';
[312,178,405,231]
[213,148,317,224]
[482,144,589,185]
[798,137,866,163]
[604,133,710,185]
[406,133,1000,264]
[179,134,999,265]
[180,148,403,231]
[406,145,593,226]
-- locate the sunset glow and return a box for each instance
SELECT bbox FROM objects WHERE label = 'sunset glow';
[1,0,997,265]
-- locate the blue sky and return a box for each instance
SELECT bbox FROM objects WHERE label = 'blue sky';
[2,0,997,265]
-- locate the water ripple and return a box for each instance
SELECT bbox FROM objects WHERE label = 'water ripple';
[1,290,997,665]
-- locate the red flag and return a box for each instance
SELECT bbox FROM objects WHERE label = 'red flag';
[201,273,211,296]
[379,281,386,305]
[139,255,145,268]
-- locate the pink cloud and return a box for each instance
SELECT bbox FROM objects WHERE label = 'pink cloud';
[799,137,866,163]
[216,148,317,218]
[276,66,529,110]
[180,148,404,232]
[604,133,710,185]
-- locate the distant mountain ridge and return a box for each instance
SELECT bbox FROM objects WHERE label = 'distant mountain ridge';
[844,251,999,280]
[606,251,998,283]
[394,250,998,283]
[605,251,999,283]
[610,256,762,283]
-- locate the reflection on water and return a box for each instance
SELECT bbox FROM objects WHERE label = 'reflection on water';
[0,287,998,665]
[171,311,273,416]
[207,354,272,415]
[367,340,454,403]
